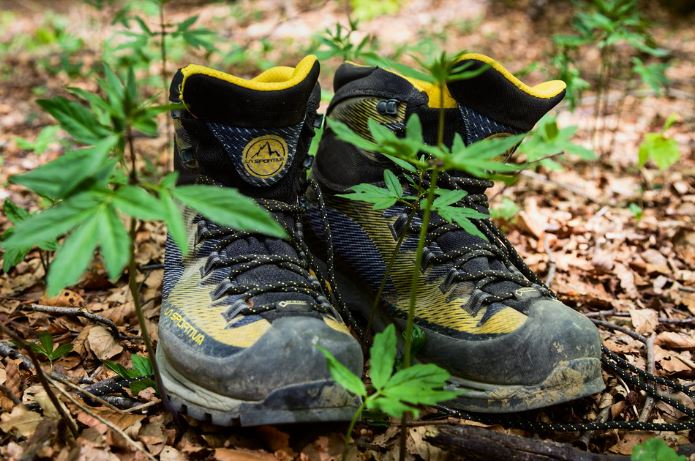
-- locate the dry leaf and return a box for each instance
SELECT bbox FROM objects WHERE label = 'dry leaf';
[87,326,123,360]
[160,446,187,461]
[655,346,693,374]
[615,264,638,298]
[214,448,277,461]
[39,289,85,307]
[629,308,658,335]
[656,331,695,349]
[0,405,42,438]
[609,433,653,455]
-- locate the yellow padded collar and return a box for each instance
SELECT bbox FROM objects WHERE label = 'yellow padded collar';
[458,53,566,99]
[179,55,318,102]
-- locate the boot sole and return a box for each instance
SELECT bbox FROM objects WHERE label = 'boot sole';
[335,270,604,413]
[157,347,361,426]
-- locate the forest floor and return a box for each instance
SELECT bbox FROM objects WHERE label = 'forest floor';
[0,0,693,460]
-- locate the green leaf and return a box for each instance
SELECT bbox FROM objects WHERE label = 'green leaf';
[2,191,104,250]
[172,185,286,239]
[130,377,157,394]
[37,96,112,145]
[491,197,520,221]
[383,170,403,198]
[369,324,397,390]
[131,354,153,377]
[112,186,163,220]
[97,205,130,280]
[2,247,31,273]
[405,114,423,142]
[638,133,680,171]
[318,345,366,397]
[38,332,54,354]
[10,136,118,199]
[382,153,417,173]
[337,183,398,210]
[631,438,685,461]
[3,199,30,224]
[46,211,100,295]
[14,126,59,155]
[327,119,379,152]
[50,343,73,361]
[160,189,187,255]
[628,203,643,221]
[105,361,136,379]
[433,189,467,208]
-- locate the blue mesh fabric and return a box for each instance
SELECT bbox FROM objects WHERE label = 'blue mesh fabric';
[458,104,520,144]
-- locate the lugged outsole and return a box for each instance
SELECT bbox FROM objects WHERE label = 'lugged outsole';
[157,348,361,427]
[334,270,604,413]
[445,357,604,413]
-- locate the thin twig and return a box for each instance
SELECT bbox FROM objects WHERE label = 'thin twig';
[639,333,656,422]
[46,375,156,461]
[591,318,648,344]
[543,234,556,286]
[0,340,34,369]
[0,323,79,436]
[124,398,160,413]
[586,310,695,325]
[577,402,610,449]
[19,304,120,338]
[49,374,124,413]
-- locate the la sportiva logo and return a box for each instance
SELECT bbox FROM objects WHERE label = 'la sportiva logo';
[242,135,289,179]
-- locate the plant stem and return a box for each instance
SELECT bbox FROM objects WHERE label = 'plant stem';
[159,0,172,155]
[402,168,439,369]
[0,322,78,436]
[125,126,167,407]
[366,211,415,337]
[342,402,365,461]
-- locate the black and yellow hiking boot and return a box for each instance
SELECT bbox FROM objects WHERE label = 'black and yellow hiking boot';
[157,56,363,426]
[307,54,604,413]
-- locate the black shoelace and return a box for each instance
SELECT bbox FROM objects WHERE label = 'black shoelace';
[407,173,553,311]
[194,181,359,334]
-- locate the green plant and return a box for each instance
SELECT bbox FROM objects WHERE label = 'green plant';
[638,114,680,171]
[0,63,285,407]
[323,49,577,459]
[350,0,404,20]
[550,0,669,151]
[517,115,596,171]
[1,199,57,274]
[491,197,520,221]
[106,354,157,394]
[319,324,459,459]
[631,438,685,461]
[627,202,643,221]
[314,19,377,62]
[14,126,60,155]
[26,332,73,364]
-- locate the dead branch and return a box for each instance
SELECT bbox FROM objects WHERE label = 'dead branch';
[426,424,629,461]
[543,234,557,286]
[0,322,79,436]
[19,304,121,338]
[639,333,656,422]
[46,375,157,461]
[590,319,647,343]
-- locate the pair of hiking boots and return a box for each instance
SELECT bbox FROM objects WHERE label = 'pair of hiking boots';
[157,54,604,427]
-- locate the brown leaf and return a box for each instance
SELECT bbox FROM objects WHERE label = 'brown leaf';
[160,446,187,461]
[656,331,695,349]
[0,405,42,438]
[518,198,547,239]
[139,422,166,455]
[615,264,638,298]
[655,346,693,374]
[39,289,85,307]
[87,325,123,360]
[214,448,277,461]
[609,433,653,455]
[629,308,658,335]
[4,360,22,402]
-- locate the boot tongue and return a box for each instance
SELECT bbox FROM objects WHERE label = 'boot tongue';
[172,56,321,202]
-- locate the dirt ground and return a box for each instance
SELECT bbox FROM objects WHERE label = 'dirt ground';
[0,0,693,459]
